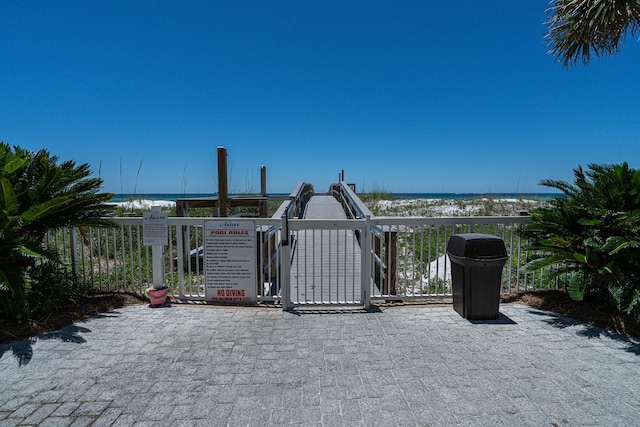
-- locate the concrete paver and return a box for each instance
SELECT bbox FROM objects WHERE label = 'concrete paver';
[1,303,639,426]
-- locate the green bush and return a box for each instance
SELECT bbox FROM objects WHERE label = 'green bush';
[0,143,115,322]
[524,163,640,318]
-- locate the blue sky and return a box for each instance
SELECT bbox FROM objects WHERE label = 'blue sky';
[2,1,639,195]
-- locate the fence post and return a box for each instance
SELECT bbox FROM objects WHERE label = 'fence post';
[361,216,372,310]
[280,213,291,310]
[176,222,186,299]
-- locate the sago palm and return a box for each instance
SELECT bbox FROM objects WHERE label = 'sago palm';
[524,163,640,317]
[0,143,115,321]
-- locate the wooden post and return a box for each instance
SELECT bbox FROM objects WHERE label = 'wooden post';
[176,200,186,217]
[385,229,397,295]
[374,234,382,291]
[259,199,268,218]
[260,165,266,197]
[217,146,228,217]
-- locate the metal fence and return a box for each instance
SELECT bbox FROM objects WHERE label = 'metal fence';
[49,213,555,308]
[369,216,546,299]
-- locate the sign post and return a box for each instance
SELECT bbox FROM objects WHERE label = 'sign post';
[204,219,257,303]
[143,206,168,290]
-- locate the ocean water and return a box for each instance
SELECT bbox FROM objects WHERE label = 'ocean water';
[111,192,560,203]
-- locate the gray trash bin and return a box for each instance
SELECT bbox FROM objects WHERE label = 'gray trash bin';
[446,233,508,320]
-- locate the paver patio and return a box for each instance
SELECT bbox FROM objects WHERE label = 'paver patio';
[1,303,639,426]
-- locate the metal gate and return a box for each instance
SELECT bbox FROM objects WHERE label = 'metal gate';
[280,218,371,309]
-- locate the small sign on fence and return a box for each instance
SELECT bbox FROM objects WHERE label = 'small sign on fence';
[143,208,168,246]
[204,219,257,303]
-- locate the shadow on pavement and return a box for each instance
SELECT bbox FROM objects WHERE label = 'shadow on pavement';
[0,324,93,366]
[527,309,640,356]
[286,306,383,316]
[468,312,517,325]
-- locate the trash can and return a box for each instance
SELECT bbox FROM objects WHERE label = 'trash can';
[446,233,508,320]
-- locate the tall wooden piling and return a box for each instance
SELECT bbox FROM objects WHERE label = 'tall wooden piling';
[217,146,228,217]
[260,165,267,197]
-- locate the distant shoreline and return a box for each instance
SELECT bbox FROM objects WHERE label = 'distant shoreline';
[110,192,560,203]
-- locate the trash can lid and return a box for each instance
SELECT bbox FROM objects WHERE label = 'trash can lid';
[446,233,507,259]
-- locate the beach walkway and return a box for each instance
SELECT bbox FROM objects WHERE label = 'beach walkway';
[290,195,362,305]
[1,303,638,425]
[302,195,348,219]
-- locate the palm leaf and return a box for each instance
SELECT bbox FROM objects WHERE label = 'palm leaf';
[573,252,587,264]
[567,279,586,302]
[523,252,574,272]
[546,0,640,67]
[0,177,18,215]
[4,156,27,174]
[603,236,640,255]
[17,245,46,260]
[20,196,71,225]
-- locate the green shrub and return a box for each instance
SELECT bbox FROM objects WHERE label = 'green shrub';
[0,143,114,322]
[524,163,640,319]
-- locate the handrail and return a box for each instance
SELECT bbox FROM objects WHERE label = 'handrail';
[289,181,306,200]
[272,200,291,219]
[332,189,359,219]
[271,181,315,220]
[288,181,314,219]
[329,181,373,219]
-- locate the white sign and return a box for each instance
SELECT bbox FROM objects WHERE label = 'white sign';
[204,219,257,303]
[143,209,168,246]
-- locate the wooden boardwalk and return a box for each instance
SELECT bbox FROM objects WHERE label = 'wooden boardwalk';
[302,195,348,219]
[289,195,362,304]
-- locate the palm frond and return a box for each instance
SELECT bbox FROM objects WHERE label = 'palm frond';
[546,0,640,67]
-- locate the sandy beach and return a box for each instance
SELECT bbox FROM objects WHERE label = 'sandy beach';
[108,199,176,211]
[367,197,544,217]
[108,196,545,217]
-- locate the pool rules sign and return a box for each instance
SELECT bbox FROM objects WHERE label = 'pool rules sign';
[204,219,257,303]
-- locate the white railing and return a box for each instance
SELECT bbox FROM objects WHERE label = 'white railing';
[369,216,543,299]
[51,217,283,303]
[49,214,556,308]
